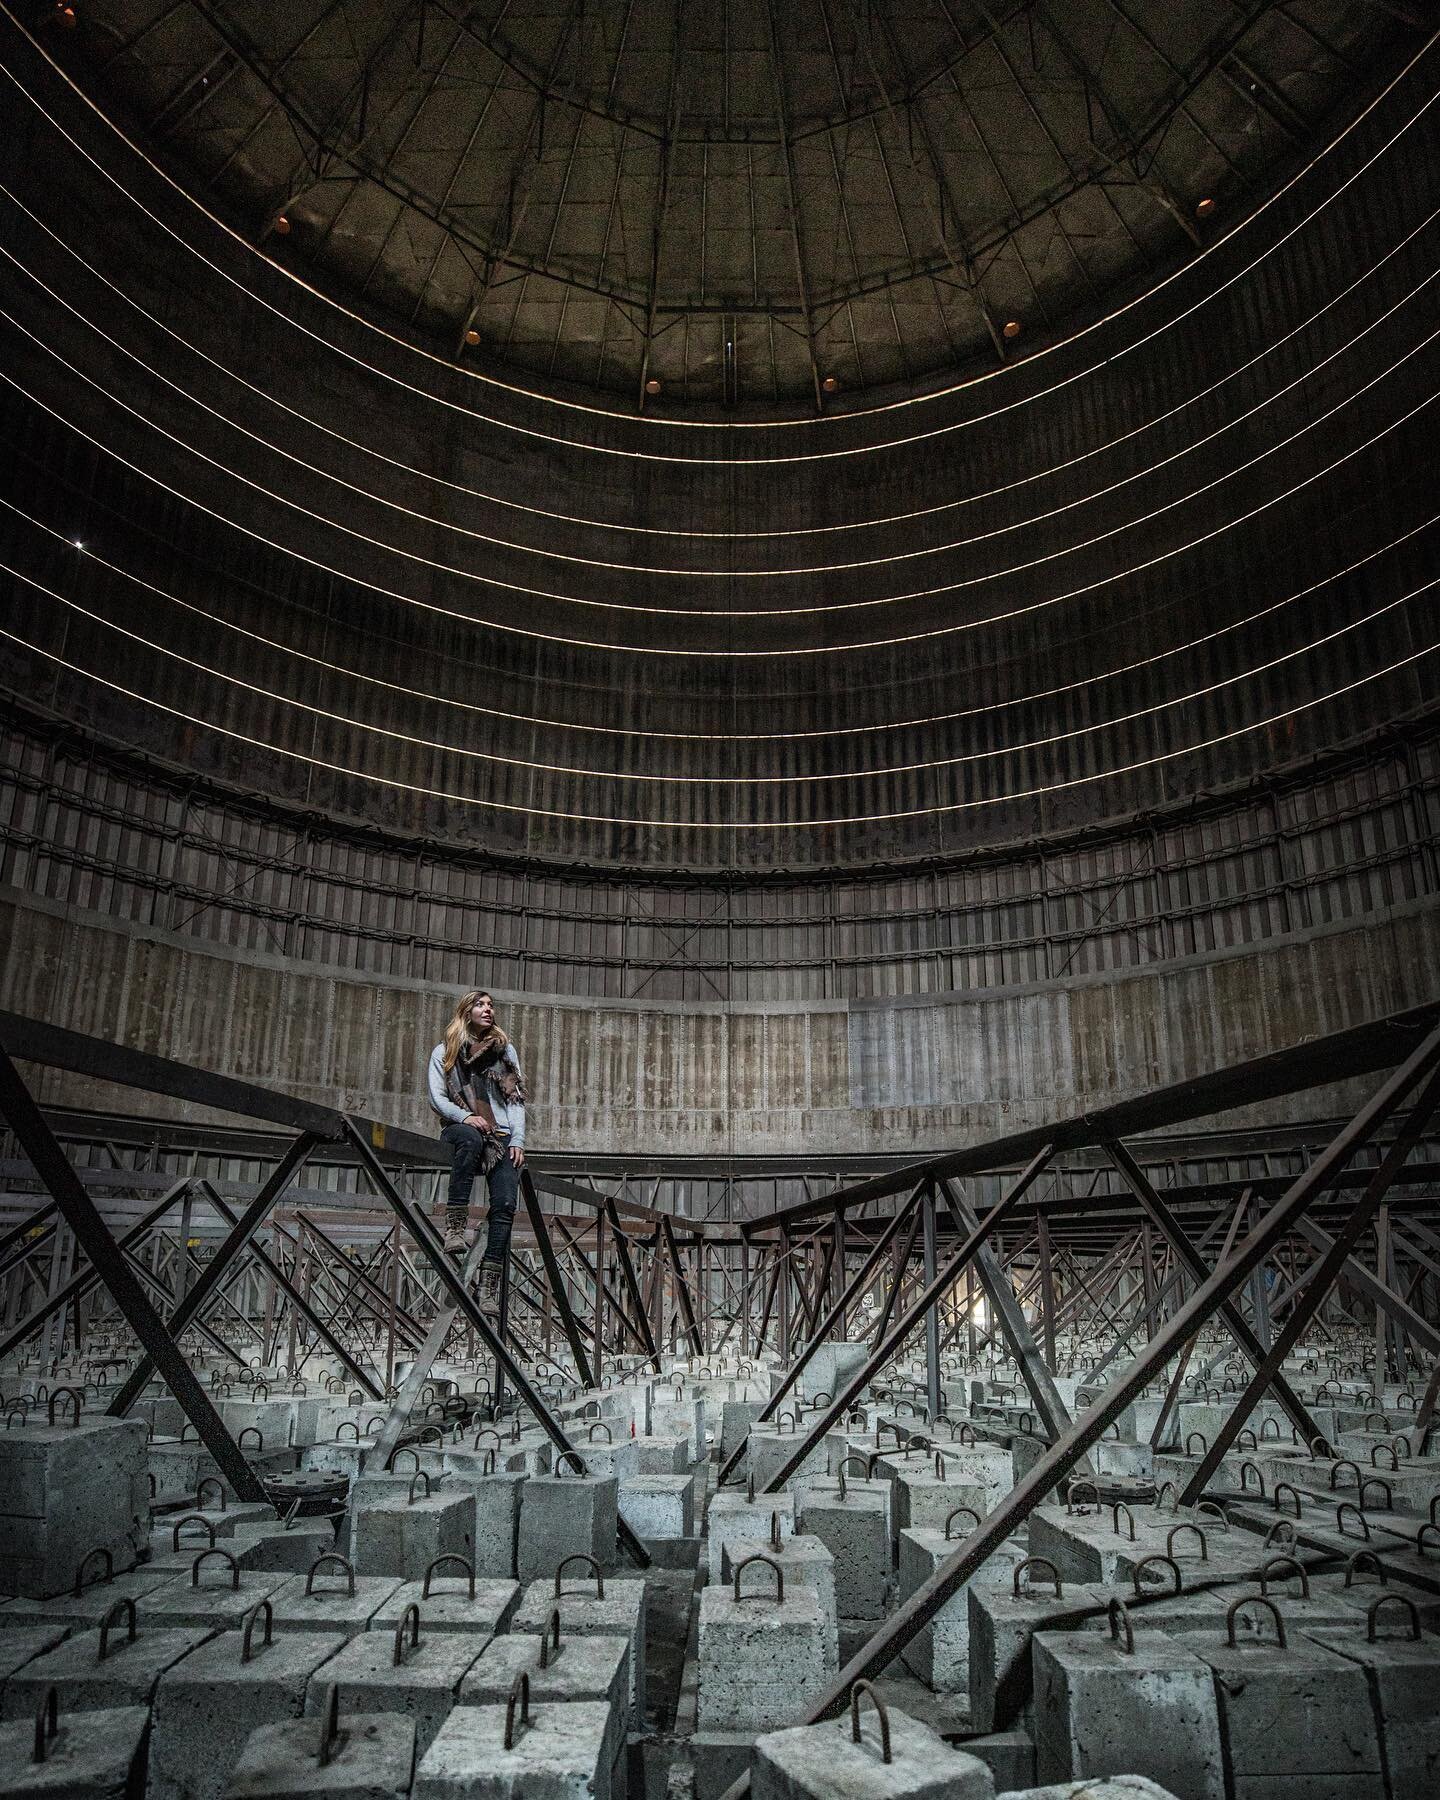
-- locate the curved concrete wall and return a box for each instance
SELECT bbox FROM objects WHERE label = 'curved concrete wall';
[2,21,1438,871]
[6,886,1436,1157]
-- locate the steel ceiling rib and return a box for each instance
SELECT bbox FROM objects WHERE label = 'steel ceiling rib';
[64,0,1412,404]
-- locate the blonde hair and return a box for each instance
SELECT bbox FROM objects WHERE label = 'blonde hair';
[441,991,494,1072]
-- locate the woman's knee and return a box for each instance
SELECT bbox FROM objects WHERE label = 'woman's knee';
[448,1126,485,1165]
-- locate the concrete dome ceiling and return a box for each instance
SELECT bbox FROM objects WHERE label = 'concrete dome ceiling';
[73,0,1408,410]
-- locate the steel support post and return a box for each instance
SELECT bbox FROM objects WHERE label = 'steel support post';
[871,1206,925,1352]
[1178,1062,1440,1502]
[521,1168,595,1387]
[921,1184,942,1423]
[1036,1214,1057,1368]
[0,1045,267,1502]
[339,1119,650,1568]
[199,1184,384,1399]
[759,1148,1054,1495]
[594,1209,607,1383]
[715,1184,924,1486]
[607,1200,662,1373]
[766,1019,1440,1735]
[1104,1139,1326,1450]
[660,1211,703,1358]
[108,1133,324,1415]
[1292,1214,1440,1359]
[940,1182,1082,1452]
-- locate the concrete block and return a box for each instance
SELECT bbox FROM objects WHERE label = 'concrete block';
[574,1436,641,1488]
[0,1625,71,1701]
[996,1779,1181,1800]
[753,1704,995,1800]
[266,1558,406,1637]
[706,1489,794,1583]
[414,1698,613,1800]
[1305,1608,1440,1798]
[148,1615,348,1800]
[0,1416,150,1598]
[720,1534,838,1673]
[968,1572,1108,1732]
[0,1565,183,1634]
[689,1731,756,1800]
[459,1628,628,1792]
[229,1518,341,1576]
[302,1606,487,1757]
[223,1711,416,1799]
[898,1530,1025,1692]
[618,1474,695,1542]
[0,1700,150,1798]
[799,1342,869,1407]
[149,1497,274,1552]
[137,1552,290,1632]
[515,1474,617,1582]
[798,1471,893,1544]
[697,1576,828,1733]
[1031,1624,1225,1800]
[1177,1611,1385,1799]
[513,1575,647,1729]
[793,1488,888,1618]
[438,1462,525,1578]
[633,1434,690,1475]
[745,1429,828,1494]
[350,1482,476,1582]
[719,1401,764,1467]
[1028,1507,1173,1588]
[1,1610,214,1719]
[370,1570,520,1640]
[962,1730,1034,1793]
[650,1396,705,1461]
[895,1467,993,1545]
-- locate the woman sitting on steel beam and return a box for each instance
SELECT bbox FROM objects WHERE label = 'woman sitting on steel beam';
[426,989,527,1311]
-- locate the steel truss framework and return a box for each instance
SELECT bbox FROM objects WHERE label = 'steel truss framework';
[1,999,1438,1650]
[62,0,1416,405]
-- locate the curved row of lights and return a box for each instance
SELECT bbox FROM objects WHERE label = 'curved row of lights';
[3,602,1432,829]
[6,300,1436,648]
[7,484,1435,747]
[6,546,1433,791]
[5,26,1434,462]
[5,177,1435,582]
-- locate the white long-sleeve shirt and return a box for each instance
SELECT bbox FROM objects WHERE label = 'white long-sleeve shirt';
[427,1042,526,1147]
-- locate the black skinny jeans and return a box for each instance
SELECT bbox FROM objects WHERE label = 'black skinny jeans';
[440,1122,520,1265]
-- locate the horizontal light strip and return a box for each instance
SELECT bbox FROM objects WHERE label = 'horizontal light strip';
[8,486,1432,745]
[3,177,1434,550]
[8,556,1431,786]
[4,317,1436,652]
[4,15,1436,460]
[1,623,1432,828]
[4,195,1434,581]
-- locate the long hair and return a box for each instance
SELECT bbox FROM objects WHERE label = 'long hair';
[442,990,495,1072]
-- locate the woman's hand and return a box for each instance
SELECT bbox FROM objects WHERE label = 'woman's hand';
[464,1113,488,1129]
[509,1145,525,1169]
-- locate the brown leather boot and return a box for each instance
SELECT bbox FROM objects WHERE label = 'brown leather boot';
[478,1261,502,1314]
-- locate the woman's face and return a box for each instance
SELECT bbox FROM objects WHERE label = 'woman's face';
[469,995,495,1032]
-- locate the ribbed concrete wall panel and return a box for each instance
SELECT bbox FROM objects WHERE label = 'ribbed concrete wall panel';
[5,889,1435,1157]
